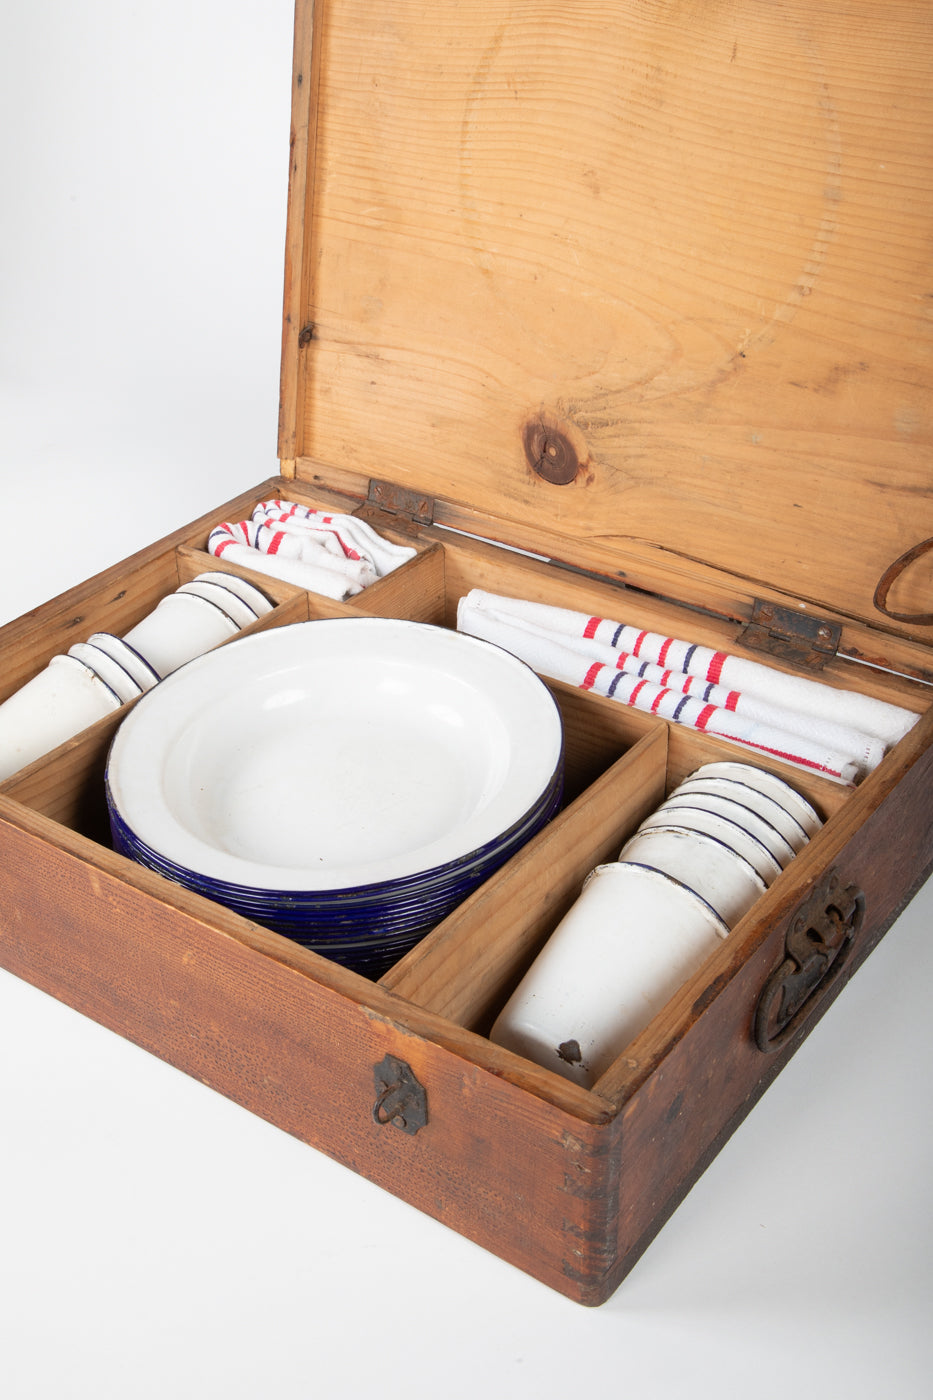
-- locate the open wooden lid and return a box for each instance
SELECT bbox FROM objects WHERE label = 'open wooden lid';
[280,0,933,643]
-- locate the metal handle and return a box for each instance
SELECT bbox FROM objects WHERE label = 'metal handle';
[754,871,865,1053]
[873,536,933,625]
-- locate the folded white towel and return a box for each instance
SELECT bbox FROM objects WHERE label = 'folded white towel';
[201,539,367,601]
[457,604,866,782]
[208,500,416,601]
[458,590,918,750]
[457,602,885,771]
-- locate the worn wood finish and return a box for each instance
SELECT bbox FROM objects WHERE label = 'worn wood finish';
[597,704,933,1300]
[287,0,933,641]
[0,804,616,1299]
[2,0,933,1307]
[1,478,931,1303]
[1,453,930,1305]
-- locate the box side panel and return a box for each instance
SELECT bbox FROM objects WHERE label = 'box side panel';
[0,813,614,1302]
[600,720,933,1299]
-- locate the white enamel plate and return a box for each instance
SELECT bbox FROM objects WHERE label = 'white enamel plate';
[107,619,563,892]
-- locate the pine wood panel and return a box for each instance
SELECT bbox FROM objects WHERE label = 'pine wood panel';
[285,0,933,635]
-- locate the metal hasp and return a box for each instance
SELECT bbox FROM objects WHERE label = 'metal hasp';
[372,1054,429,1135]
[739,599,841,671]
[754,870,866,1053]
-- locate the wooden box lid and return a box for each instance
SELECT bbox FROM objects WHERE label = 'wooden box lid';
[279,0,933,645]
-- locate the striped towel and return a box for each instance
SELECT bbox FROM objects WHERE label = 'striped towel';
[208,500,416,600]
[457,590,919,783]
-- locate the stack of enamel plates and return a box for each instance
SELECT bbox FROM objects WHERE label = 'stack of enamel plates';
[106,618,564,978]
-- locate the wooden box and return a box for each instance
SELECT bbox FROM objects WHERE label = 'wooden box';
[1,1,932,1306]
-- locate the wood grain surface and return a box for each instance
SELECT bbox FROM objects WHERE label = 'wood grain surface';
[283,1,933,633]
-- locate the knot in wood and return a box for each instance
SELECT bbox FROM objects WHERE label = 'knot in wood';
[523,417,582,485]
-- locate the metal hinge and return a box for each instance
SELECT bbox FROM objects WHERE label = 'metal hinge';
[367,479,435,525]
[738,599,841,672]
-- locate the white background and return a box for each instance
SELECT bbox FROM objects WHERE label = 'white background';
[1,4,931,1397]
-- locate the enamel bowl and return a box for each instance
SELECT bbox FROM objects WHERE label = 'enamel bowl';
[106,619,564,974]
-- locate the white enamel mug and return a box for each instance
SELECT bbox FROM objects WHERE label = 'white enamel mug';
[88,632,161,692]
[194,571,274,616]
[634,804,784,883]
[176,578,260,628]
[489,862,728,1089]
[67,641,142,705]
[122,591,239,677]
[618,824,767,927]
[670,775,811,851]
[656,792,797,867]
[682,761,822,836]
[0,654,122,782]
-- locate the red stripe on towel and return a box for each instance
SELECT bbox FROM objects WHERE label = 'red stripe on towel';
[695,704,717,731]
[581,662,603,691]
[629,679,649,706]
[583,616,601,639]
[266,530,285,555]
[707,651,727,684]
[658,637,672,666]
[336,535,362,561]
[633,629,649,656]
[725,690,740,711]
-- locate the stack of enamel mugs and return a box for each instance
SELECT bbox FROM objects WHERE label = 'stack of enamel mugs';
[105,618,565,978]
[0,572,273,783]
[490,761,822,1089]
